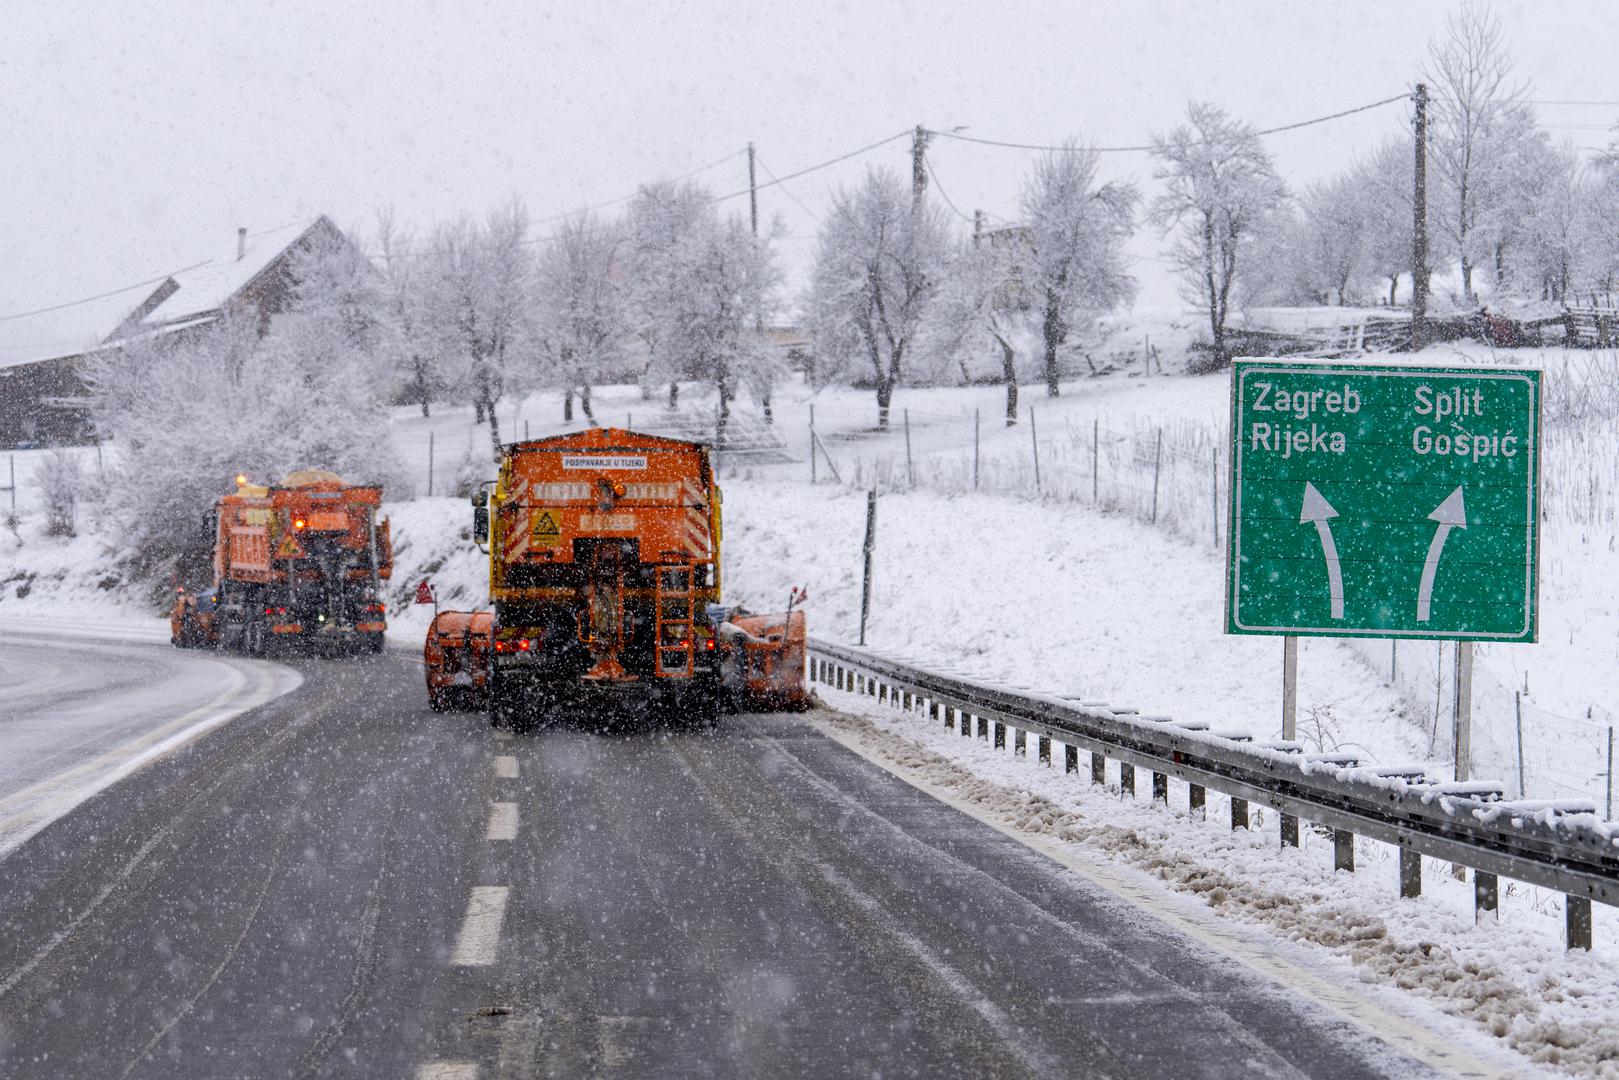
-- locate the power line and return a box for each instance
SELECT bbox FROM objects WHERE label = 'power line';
[529,148,747,228]
[926,92,1411,154]
[754,156,824,225]
[0,261,210,324]
[714,130,911,201]
[923,157,974,223]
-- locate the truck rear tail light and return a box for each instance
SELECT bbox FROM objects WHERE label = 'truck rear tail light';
[518,638,531,651]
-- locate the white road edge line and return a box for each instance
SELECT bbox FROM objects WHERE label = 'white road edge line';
[487,802,518,841]
[416,1063,478,1080]
[493,755,519,779]
[805,713,1518,1080]
[451,886,510,967]
[0,653,303,859]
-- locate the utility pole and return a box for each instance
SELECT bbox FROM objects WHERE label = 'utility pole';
[1411,83,1429,351]
[911,124,931,213]
[747,141,759,238]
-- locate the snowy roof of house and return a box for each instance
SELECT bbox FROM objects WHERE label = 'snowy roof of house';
[0,218,332,372]
[121,218,326,334]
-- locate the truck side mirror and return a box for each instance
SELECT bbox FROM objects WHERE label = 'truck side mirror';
[473,507,489,545]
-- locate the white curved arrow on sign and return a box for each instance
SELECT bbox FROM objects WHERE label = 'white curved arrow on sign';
[1417,486,1467,623]
[1299,482,1345,620]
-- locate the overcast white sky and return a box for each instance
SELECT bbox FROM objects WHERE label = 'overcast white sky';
[2,0,1615,362]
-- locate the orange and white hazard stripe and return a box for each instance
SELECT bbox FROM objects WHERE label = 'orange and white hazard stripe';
[678,477,713,560]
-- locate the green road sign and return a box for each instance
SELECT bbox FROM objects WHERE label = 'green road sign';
[1227,360,1540,641]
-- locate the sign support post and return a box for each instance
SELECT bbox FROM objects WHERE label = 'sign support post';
[1280,635,1300,848]
[1453,640,1474,781]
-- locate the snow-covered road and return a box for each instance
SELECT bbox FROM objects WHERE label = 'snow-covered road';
[0,622,301,857]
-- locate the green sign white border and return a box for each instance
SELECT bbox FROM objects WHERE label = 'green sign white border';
[1226,360,1542,642]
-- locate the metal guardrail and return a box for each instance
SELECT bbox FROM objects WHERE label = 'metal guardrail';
[807,638,1619,951]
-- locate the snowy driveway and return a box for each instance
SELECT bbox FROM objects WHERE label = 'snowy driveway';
[0,622,301,856]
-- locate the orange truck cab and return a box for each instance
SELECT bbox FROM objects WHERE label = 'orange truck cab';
[424,610,493,711]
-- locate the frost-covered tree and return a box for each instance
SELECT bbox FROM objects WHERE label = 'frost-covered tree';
[923,235,1030,424]
[623,181,713,408]
[534,213,627,425]
[419,200,537,457]
[85,303,401,575]
[1149,102,1287,371]
[376,210,449,417]
[1583,139,1619,295]
[807,167,949,427]
[1353,139,1421,305]
[1021,145,1137,396]
[621,182,783,428]
[1424,2,1531,303]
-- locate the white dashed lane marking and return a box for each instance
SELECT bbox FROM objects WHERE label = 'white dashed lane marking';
[487,802,518,841]
[493,730,513,742]
[450,886,510,966]
[493,755,518,779]
[416,1062,477,1080]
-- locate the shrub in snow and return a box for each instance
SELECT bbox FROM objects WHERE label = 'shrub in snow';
[35,448,89,537]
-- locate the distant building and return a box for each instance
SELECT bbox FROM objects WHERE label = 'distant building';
[0,217,351,448]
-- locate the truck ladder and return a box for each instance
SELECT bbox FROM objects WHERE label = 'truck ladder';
[654,567,694,677]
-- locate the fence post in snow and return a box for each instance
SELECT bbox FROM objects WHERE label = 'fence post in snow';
[1030,406,1041,494]
[858,488,877,646]
[427,432,434,498]
[810,406,816,484]
[904,409,914,488]
[1150,427,1163,524]
[1608,726,1614,821]
[973,408,980,491]
[1515,692,1527,798]
[1092,418,1099,504]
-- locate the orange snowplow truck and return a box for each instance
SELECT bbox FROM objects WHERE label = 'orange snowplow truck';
[472,428,803,727]
[172,470,392,655]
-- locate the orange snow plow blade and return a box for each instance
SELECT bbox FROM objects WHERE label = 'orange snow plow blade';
[720,610,808,710]
[424,610,493,712]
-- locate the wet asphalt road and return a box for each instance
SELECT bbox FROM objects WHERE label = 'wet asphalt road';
[0,650,1447,1079]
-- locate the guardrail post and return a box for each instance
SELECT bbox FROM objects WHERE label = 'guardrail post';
[960,710,970,738]
[1334,829,1354,872]
[977,716,988,740]
[1474,871,1498,921]
[1567,896,1593,951]
[1280,815,1299,848]
[1120,763,1135,797]
[1064,744,1078,773]
[1151,772,1168,805]
[994,722,1006,750]
[1013,727,1026,756]
[1038,735,1051,766]
[1090,751,1105,787]
[1399,849,1422,898]
[869,677,877,698]
[1189,784,1205,818]
[1231,797,1249,830]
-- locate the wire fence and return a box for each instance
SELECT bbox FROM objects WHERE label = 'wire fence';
[803,396,1618,817]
